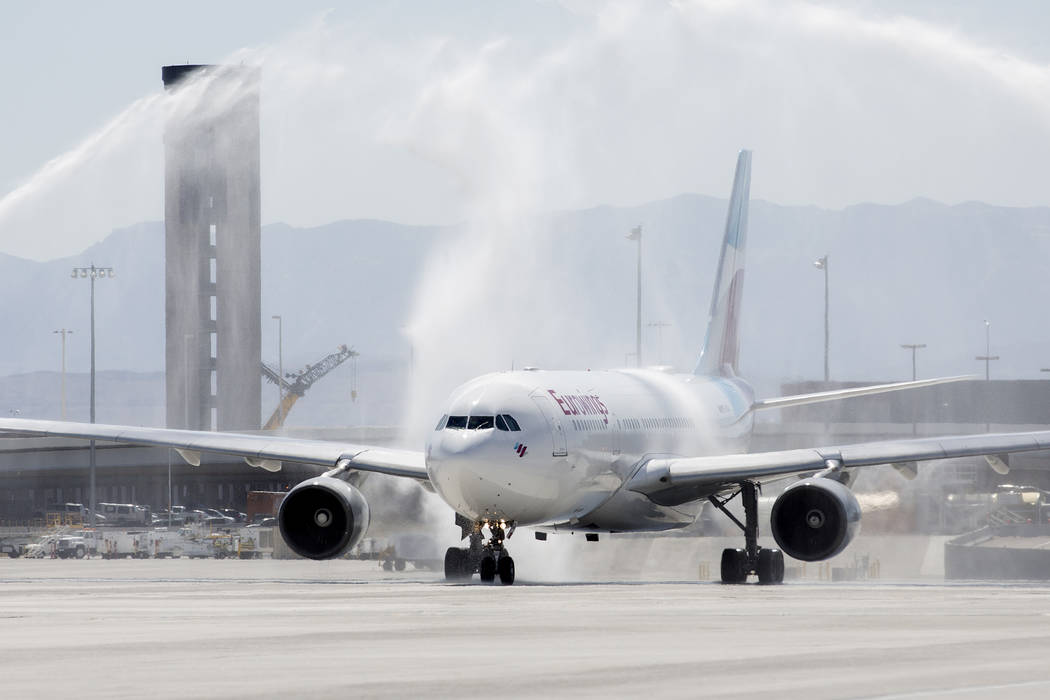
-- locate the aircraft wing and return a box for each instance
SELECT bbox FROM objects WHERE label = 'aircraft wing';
[0,418,428,481]
[628,430,1050,506]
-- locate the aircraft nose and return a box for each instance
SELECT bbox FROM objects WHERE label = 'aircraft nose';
[436,428,491,455]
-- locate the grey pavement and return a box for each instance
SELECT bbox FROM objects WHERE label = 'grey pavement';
[2,557,1050,699]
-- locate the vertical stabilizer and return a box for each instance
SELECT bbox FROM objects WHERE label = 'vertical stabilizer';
[695,150,751,376]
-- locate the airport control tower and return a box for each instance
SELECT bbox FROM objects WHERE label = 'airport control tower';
[162,64,261,430]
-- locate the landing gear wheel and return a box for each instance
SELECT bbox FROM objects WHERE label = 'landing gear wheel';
[757,548,785,585]
[498,556,515,585]
[394,558,406,572]
[479,555,496,582]
[720,548,748,584]
[444,547,469,581]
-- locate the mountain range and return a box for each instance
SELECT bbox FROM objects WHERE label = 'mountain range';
[2,194,1049,428]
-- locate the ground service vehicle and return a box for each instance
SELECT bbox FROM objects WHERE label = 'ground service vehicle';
[55,536,87,559]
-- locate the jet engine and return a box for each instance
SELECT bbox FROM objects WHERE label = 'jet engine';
[770,477,861,561]
[278,476,370,559]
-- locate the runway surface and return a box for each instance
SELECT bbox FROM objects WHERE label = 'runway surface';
[3,557,1050,699]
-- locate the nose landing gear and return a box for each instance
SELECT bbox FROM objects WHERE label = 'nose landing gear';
[444,515,516,585]
[709,481,785,585]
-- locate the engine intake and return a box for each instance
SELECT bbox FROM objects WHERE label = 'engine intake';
[770,477,861,562]
[278,476,370,560]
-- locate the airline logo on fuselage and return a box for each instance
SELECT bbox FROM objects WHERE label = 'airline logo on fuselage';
[548,389,609,425]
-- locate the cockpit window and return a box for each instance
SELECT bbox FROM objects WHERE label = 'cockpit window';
[495,414,521,431]
[434,415,448,431]
[445,415,513,430]
[467,415,494,430]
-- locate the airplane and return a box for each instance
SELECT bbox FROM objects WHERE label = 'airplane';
[4,149,1050,586]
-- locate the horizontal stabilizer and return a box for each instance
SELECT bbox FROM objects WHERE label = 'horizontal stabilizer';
[752,375,976,412]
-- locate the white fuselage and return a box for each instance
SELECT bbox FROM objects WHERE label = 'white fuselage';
[425,369,755,533]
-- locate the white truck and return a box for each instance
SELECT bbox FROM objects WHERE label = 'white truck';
[100,530,150,559]
[55,536,88,559]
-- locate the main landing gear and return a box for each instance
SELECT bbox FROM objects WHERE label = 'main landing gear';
[709,481,784,585]
[444,515,516,585]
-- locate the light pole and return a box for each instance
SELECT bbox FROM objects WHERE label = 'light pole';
[53,329,74,419]
[814,255,829,382]
[272,315,284,426]
[626,225,642,367]
[900,343,926,381]
[648,321,671,365]
[975,319,999,381]
[72,264,114,528]
[901,343,927,434]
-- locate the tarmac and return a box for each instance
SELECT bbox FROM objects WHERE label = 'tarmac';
[3,538,1050,699]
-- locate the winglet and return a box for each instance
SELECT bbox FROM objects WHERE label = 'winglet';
[695,150,751,376]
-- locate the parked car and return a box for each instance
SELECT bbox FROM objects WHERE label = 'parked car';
[200,508,235,523]
[98,502,151,527]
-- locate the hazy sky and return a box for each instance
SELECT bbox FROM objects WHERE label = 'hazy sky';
[2,0,1050,260]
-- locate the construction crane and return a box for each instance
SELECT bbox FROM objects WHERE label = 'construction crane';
[261,344,359,430]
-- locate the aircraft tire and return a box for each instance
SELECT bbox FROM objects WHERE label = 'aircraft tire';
[720,548,748,584]
[757,548,785,585]
[395,558,406,572]
[479,555,496,582]
[444,547,468,581]
[498,556,515,585]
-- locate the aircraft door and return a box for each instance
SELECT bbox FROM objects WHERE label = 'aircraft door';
[531,393,568,457]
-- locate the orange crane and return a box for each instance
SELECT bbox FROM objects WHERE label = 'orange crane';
[261,345,358,429]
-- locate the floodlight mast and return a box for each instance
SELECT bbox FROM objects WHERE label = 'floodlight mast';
[71,264,114,528]
[626,225,643,367]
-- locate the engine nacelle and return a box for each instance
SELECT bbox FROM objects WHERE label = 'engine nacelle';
[278,476,370,560]
[770,477,861,562]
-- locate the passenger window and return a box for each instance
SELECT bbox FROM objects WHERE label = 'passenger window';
[468,416,494,430]
[446,416,467,429]
[435,415,448,431]
[503,415,521,431]
[495,415,509,431]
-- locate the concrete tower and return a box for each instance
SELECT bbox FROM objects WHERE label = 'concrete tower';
[162,64,261,430]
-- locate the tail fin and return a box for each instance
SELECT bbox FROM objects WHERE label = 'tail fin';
[695,150,751,376]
